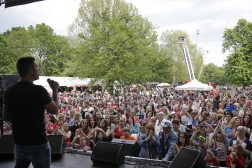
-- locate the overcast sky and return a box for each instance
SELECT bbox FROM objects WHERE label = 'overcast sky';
[1,0,252,66]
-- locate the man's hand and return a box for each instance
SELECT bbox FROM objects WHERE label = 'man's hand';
[47,79,59,91]
[161,158,168,162]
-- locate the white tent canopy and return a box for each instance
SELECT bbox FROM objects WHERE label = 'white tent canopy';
[34,76,99,92]
[175,79,213,91]
[157,83,171,87]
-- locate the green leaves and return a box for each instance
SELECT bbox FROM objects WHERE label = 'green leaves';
[222,19,252,86]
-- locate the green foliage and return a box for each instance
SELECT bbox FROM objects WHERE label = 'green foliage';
[67,0,172,89]
[160,30,204,84]
[223,19,252,86]
[199,63,227,85]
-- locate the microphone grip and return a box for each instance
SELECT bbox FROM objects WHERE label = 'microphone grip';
[47,78,63,93]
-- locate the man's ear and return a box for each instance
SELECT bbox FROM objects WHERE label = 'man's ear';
[28,68,33,75]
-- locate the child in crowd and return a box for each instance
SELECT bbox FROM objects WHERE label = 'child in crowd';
[72,135,91,151]
[204,148,220,166]
[190,128,207,158]
[226,144,244,168]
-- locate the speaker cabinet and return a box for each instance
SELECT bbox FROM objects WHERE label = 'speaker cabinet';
[111,138,137,156]
[91,142,125,167]
[47,135,65,158]
[168,148,206,168]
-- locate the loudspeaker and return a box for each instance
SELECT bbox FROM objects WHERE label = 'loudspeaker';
[0,135,15,160]
[91,142,125,167]
[111,138,137,156]
[168,148,206,168]
[47,135,65,158]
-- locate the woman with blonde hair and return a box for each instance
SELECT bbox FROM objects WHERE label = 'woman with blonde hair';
[67,109,76,123]
[224,117,241,144]
[53,113,66,131]
[205,112,218,133]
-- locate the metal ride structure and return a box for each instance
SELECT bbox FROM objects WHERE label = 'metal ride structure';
[179,37,195,82]
[197,50,209,80]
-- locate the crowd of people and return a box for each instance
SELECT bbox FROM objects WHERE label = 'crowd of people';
[5,86,252,167]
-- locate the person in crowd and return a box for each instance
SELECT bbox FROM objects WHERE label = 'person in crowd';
[204,148,220,166]
[190,128,207,158]
[137,121,147,141]
[130,109,139,123]
[139,123,160,159]
[182,109,197,137]
[171,118,180,135]
[126,116,139,135]
[120,127,136,140]
[226,144,244,168]
[172,132,194,157]
[205,112,219,133]
[72,136,91,151]
[198,111,209,125]
[48,113,57,124]
[69,112,82,128]
[88,117,97,139]
[53,113,67,131]
[159,119,178,162]
[116,109,126,119]
[82,101,94,119]
[53,123,71,144]
[45,115,53,135]
[113,115,120,127]
[193,124,206,144]
[225,117,241,144]
[228,126,252,161]
[95,111,103,125]
[105,115,116,134]
[93,119,111,142]
[222,112,233,129]
[67,109,76,123]
[217,109,225,120]
[241,114,252,139]
[209,119,227,167]
[144,111,152,123]
[174,113,186,132]
[114,118,126,138]
[75,119,91,143]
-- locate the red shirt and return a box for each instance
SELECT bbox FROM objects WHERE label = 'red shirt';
[226,155,244,168]
[114,127,124,139]
[205,158,219,166]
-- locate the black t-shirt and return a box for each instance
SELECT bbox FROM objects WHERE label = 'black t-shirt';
[4,81,52,146]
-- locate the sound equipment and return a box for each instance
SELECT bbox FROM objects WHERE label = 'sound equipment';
[168,148,206,168]
[0,135,15,159]
[47,135,65,158]
[91,142,125,167]
[0,75,19,136]
[111,138,137,156]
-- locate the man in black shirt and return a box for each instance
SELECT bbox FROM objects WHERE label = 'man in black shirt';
[3,57,59,168]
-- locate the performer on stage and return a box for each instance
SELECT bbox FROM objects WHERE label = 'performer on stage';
[2,57,59,168]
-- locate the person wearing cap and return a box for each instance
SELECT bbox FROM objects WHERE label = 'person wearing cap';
[204,148,220,166]
[159,119,178,162]
[190,128,207,158]
[139,123,160,159]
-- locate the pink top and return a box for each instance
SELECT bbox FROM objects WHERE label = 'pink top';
[76,129,89,145]
[46,123,54,134]
[134,116,139,123]
[79,146,91,151]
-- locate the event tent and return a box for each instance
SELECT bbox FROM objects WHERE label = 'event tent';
[34,76,99,92]
[175,79,213,91]
[157,83,171,87]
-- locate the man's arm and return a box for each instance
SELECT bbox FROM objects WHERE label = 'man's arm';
[165,134,178,160]
[2,104,11,122]
[44,80,59,114]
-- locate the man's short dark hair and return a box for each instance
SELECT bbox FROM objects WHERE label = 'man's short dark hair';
[16,57,35,77]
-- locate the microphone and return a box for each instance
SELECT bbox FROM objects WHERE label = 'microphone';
[47,78,63,93]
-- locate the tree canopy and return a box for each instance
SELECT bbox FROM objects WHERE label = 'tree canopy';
[223,19,252,87]
[67,0,173,89]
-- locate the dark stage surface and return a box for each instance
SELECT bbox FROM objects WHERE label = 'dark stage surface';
[0,153,168,168]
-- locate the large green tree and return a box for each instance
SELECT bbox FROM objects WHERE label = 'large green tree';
[160,30,204,84]
[199,63,227,85]
[67,0,172,90]
[223,19,252,87]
